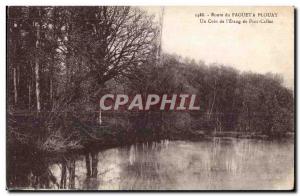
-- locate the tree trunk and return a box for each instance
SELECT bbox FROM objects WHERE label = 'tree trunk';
[13,67,17,105]
[35,59,41,112]
[17,66,20,86]
[35,21,41,113]
[99,109,102,125]
[50,78,53,102]
[28,83,31,111]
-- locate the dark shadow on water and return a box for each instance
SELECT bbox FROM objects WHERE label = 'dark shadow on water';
[7,138,294,190]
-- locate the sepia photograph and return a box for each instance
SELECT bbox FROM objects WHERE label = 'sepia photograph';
[6,6,295,191]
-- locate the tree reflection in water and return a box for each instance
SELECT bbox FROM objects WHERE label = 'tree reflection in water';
[83,151,99,189]
[7,139,294,190]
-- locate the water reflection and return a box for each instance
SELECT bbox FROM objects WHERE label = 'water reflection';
[8,138,294,190]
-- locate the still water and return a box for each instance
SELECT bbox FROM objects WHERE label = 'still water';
[10,138,294,190]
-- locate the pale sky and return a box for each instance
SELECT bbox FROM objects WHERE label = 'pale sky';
[142,6,294,88]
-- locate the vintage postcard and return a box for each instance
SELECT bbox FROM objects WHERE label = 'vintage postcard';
[6,6,295,191]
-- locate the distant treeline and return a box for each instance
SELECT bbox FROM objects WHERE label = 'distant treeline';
[107,54,294,141]
[7,7,294,153]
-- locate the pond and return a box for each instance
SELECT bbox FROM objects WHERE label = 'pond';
[8,138,294,190]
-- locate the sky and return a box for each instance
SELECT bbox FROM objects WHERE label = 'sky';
[142,6,294,88]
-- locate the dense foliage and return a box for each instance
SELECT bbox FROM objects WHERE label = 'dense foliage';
[7,7,294,153]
